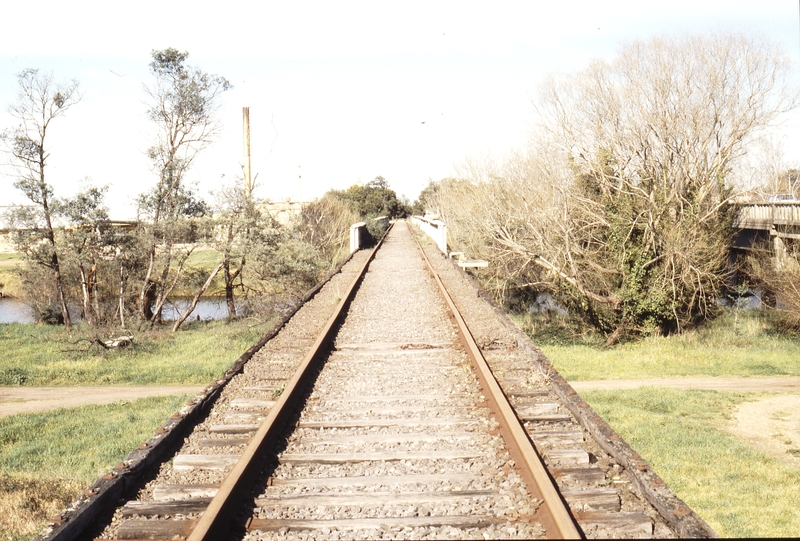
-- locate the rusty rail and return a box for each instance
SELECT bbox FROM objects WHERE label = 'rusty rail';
[407,221,581,539]
[186,224,392,541]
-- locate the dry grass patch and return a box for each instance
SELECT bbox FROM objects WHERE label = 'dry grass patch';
[0,395,188,539]
[0,475,83,541]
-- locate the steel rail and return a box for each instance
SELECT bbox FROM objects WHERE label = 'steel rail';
[407,221,582,540]
[186,225,392,541]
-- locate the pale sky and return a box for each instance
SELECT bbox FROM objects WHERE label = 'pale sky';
[1,1,799,219]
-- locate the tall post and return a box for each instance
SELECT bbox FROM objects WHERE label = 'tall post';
[243,106,252,198]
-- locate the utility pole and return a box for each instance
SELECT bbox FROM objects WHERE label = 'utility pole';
[243,106,252,198]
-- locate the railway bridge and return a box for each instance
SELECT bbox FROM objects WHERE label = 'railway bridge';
[38,222,716,541]
[732,202,800,265]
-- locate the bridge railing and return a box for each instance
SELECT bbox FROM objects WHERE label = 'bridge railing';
[733,202,800,230]
[349,222,366,253]
[410,215,447,253]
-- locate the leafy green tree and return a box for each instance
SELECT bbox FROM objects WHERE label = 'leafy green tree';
[411,180,440,215]
[138,48,231,325]
[210,183,278,319]
[57,185,111,327]
[330,176,408,218]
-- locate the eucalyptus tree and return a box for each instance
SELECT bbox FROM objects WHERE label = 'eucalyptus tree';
[1,69,81,327]
[211,183,266,318]
[138,48,231,324]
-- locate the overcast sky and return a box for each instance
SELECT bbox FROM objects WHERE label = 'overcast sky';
[1,1,799,218]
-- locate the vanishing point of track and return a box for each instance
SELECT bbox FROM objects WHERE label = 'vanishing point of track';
[38,222,717,540]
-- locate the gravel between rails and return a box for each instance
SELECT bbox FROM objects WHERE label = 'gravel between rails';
[93,250,373,539]
[244,225,546,540]
[90,221,695,541]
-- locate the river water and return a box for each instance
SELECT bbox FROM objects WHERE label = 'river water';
[0,298,235,324]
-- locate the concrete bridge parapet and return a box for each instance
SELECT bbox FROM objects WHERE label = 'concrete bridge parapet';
[410,215,447,253]
[733,202,800,240]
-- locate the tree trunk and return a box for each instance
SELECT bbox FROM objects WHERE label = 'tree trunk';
[91,261,101,324]
[223,258,236,317]
[118,260,126,328]
[140,241,157,321]
[222,219,237,317]
[79,265,96,326]
[149,241,175,325]
[149,248,190,329]
[172,262,223,332]
[43,204,71,329]
[53,261,71,329]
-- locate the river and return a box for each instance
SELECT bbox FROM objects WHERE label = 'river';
[0,297,236,324]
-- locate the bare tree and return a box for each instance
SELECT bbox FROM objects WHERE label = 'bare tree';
[138,48,231,325]
[212,183,267,318]
[296,194,361,266]
[1,69,81,328]
[434,33,799,341]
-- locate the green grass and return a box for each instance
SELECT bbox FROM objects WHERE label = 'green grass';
[516,309,800,536]
[0,253,23,299]
[0,315,276,539]
[0,253,23,263]
[0,317,274,386]
[171,249,230,297]
[583,388,800,537]
[519,310,800,380]
[0,395,189,539]
[0,395,189,481]
[183,249,222,268]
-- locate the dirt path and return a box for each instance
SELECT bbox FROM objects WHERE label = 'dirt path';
[569,376,800,469]
[3,379,798,469]
[569,376,800,393]
[3,378,799,418]
[726,394,800,468]
[0,386,204,418]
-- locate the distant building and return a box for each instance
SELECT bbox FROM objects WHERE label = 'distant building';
[259,200,310,226]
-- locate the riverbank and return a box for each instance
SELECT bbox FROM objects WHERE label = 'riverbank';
[0,252,22,300]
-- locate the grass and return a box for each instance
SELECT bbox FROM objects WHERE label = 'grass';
[583,388,800,537]
[514,309,800,536]
[183,249,222,268]
[0,317,274,386]
[518,309,800,380]
[0,253,23,299]
[0,315,275,539]
[0,395,189,540]
[0,253,23,263]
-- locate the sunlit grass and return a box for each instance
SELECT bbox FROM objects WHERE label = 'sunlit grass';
[183,249,222,268]
[517,310,800,380]
[0,316,275,538]
[0,253,23,263]
[514,308,800,537]
[0,395,189,540]
[0,317,274,386]
[0,253,23,298]
[0,303,277,538]
[583,388,800,537]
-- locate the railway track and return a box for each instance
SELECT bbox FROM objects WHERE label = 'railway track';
[38,222,716,540]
